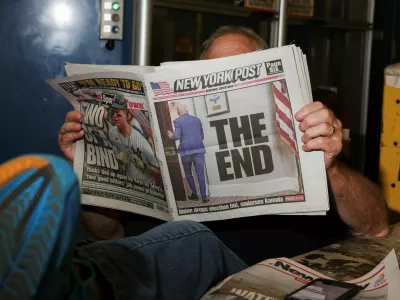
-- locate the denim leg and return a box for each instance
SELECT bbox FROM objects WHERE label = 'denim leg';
[77,220,247,300]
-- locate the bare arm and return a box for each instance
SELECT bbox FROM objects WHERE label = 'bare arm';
[295,101,389,238]
[327,161,389,237]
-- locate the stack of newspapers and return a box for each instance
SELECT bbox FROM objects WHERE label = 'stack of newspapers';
[49,44,330,222]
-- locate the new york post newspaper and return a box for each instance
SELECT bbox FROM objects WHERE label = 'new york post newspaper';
[49,73,170,221]
[145,45,329,222]
[201,249,400,300]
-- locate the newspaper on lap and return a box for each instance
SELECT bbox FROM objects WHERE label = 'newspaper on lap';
[201,249,400,300]
[48,45,329,222]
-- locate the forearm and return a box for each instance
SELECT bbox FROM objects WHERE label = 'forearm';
[327,161,389,237]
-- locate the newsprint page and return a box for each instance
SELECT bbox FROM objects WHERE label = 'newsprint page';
[201,249,400,300]
[48,45,330,222]
[50,72,170,221]
[145,46,329,221]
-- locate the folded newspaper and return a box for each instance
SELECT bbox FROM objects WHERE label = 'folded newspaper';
[201,249,400,300]
[48,45,330,222]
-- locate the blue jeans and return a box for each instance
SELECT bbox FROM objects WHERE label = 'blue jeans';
[76,220,247,300]
[181,153,207,199]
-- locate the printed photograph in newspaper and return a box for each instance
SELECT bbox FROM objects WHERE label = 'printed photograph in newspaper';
[57,78,167,213]
[151,60,304,216]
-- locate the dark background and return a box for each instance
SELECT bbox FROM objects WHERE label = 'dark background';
[1,0,399,184]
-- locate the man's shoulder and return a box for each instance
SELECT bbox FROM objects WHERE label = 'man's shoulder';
[174,115,184,123]
[174,114,201,125]
[131,129,151,146]
[108,127,118,138]
[184,114,201,122]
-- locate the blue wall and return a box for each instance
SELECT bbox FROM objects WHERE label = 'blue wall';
[0,0,133,163]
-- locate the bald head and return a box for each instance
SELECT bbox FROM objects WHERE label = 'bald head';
[177,103,188,116]
[204,34,258,60]
[200,26,267,60]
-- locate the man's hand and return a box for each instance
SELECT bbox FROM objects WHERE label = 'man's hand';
[167,130,174,139]
[295,101,343,169]
[58,111,84,162]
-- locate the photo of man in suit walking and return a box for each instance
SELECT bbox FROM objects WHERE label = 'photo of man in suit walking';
[167,104,209,203]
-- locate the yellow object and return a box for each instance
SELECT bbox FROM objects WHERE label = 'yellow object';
[0,156,49,188]
[380,63,400,212]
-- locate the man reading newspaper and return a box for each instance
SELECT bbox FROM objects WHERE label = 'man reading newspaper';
[58,26,388,265]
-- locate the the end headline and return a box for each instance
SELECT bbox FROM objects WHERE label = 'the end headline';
[210,112,274,182]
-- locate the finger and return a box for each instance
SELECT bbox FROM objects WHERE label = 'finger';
[65,111,83,122]
[298,108,335,132]
[295,101,326,121]
[302,122,335,143]
[59,130,84,146]
[333,118,343,131]
[302,136,342,155]
[60,122,82,135]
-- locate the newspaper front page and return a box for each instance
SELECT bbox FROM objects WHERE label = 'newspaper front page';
[48,72,170,220]
[202,249,400,300]
[144,45,329,221]
[158,48,323,218]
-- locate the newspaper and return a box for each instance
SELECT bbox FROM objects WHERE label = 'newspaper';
[48,45,329,222]
[202,249,400,300]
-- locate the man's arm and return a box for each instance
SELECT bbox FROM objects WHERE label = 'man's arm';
[168,120,181,141]
[295,101,389,238]
[328,160,389,237]
[136,134,163,183]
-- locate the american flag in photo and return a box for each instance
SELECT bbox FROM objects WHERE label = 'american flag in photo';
[150,81,175,96]
[272,80,298,156]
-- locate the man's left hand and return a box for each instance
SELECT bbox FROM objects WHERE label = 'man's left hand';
[294,101,343,169]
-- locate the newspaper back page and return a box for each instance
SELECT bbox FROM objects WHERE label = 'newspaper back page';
[48,72,170,221]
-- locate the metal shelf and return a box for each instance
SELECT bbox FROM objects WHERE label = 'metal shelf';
[153,0,373,31]
[153,0,252,17]
[287,17,373,31]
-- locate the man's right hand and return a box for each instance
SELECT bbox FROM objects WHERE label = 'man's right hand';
[58,111,84,162]
[167,130,174,139]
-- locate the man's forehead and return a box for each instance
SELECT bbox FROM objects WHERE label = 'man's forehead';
[205,33,257,60]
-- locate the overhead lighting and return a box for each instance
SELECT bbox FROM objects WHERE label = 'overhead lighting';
[51,3,72,27]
